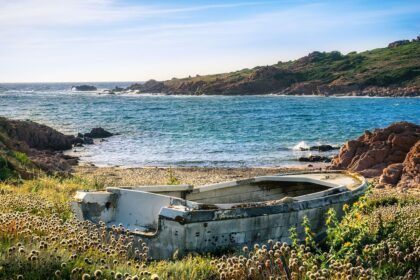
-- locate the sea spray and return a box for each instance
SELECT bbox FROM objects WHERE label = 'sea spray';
[292,141,310,151]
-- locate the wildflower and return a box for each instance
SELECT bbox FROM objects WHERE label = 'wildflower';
[343,204,349,212]
[94,270,103,277]
[344,242,352,247]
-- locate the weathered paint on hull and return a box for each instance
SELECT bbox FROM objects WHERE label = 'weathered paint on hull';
[72,171,367,259]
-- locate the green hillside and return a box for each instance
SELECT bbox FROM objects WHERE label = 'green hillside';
[128,40,420,96]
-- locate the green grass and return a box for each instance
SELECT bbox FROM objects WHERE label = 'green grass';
[166,167,181,185]
[0,130,40,182]
[158,41,420,94]
[14,151,31,165]
[0,156,17,181]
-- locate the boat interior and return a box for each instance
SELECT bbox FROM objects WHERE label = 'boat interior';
[74,172,362,233]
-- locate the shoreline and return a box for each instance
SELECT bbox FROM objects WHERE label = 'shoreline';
[95,91,420,98]
[74,163,329,186]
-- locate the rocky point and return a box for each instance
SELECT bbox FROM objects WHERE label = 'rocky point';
[331,121,419,188]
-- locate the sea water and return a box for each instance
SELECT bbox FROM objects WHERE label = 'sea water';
[1,83,419,167]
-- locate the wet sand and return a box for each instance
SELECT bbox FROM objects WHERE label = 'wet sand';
[74,164,328,187]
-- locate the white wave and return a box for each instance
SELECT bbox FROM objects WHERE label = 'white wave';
[292,141,310,151]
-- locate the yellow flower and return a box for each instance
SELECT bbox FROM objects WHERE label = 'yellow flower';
[343,204,349,212]
[344,242,352,247]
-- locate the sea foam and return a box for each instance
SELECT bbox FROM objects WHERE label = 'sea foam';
[292,141,310,151]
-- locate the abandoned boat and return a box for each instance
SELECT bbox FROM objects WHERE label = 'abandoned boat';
[72,171,367,259]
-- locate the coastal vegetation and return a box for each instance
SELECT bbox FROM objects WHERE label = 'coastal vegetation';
[0,176,418,279]
[0,118,418,279]
[126,39,420,96]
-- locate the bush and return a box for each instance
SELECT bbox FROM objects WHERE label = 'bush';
[215,188,420,279]
[14,151,31,165]
[0,156,17,181]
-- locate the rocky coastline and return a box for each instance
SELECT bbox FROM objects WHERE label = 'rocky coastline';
[330,121,419,188]
[119,82,419,97]
[99,38,420,97]
[0,117,115,177]
[1,116,418,189]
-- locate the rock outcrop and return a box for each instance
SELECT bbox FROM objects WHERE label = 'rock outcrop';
[379,163,403,185]
[128,80,166,93]
[71,85,97,91]
[331,122,420,188]
[397,141,420,188]
[83,127,114,138]
[0,117,78,176]
[388,40,410,48]
[0,117,74,151]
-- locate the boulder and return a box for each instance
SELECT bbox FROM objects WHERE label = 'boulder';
[379,163,403,185]
[298,155,331,162]
[84,127,113,138]
[83,136,94,145]
[73,137,84,145]
[388,40,410,48]
[331,122,419,188]
[299,144,340,152]
[397,141,420,188]
[309,144,340,152]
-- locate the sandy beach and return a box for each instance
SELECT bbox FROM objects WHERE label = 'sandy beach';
[74,164,328,187]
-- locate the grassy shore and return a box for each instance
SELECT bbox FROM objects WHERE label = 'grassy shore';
[0,170,419,279]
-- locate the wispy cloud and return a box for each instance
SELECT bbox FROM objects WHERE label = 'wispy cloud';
[0,0,266,27]
[0,0,419,82]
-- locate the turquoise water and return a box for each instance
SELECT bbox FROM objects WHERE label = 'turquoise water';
[1,83,419,167]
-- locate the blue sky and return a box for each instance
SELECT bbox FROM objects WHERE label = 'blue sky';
[0,0,419,82]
